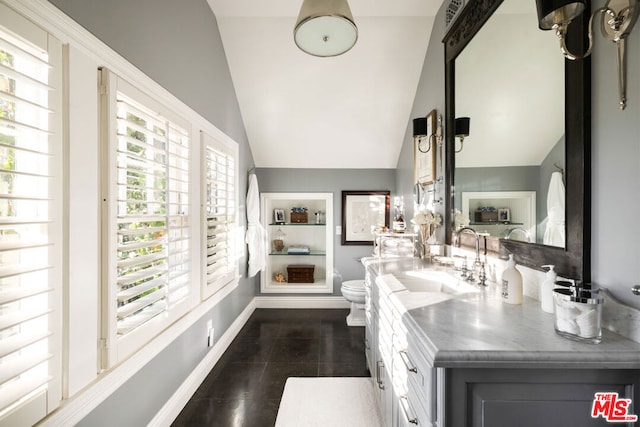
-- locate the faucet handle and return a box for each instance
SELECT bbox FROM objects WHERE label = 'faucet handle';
[460,257,468,278]
[478,262,487,287]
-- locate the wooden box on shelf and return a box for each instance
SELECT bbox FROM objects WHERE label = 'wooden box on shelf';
[290,212,308,223]
[474,211,498,222]
[287,264,315,283]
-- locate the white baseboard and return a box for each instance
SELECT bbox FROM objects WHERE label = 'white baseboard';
[254,295,350,309]
[149,299,257,426]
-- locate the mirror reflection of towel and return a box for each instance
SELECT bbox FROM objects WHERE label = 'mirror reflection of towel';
[544,171,565,246]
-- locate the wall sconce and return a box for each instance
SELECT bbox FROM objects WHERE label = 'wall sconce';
[412,117,430,153]
[294,0,358,57]
[536,0,639,109]
[454,117,470,153]
[413,113,444,154]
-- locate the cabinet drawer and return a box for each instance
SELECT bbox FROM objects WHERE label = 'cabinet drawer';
[398,395,435,427]
[397,339,436,422]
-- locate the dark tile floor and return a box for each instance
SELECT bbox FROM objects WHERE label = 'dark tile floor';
[172,308,369,427]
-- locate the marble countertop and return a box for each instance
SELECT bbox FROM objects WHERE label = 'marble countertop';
[366,258,640,370]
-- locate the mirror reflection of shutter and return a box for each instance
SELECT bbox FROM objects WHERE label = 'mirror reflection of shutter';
[203,132,236,298]
[0,14,62,424]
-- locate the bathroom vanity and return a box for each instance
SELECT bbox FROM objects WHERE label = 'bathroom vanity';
[363,258,640,427]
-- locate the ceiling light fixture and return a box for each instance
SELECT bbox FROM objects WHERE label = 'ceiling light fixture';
[535,0,639,109]
[294,0,358,57]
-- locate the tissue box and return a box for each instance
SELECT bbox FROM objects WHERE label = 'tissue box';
[287,264,315,283]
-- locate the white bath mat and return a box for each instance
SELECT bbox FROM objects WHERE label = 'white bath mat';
[275,377,383,427]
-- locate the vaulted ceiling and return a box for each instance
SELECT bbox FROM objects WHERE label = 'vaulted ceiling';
[207,0,444,168]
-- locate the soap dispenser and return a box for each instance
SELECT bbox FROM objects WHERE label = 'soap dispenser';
[540,265,556,313]
[501,254,523,304]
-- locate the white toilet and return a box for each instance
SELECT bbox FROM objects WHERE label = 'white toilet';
[341,279,366,326]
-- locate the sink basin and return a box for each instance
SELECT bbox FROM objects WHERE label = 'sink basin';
[391,270,478,295]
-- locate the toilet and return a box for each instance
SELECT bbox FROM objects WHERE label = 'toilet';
[341,279,366,326]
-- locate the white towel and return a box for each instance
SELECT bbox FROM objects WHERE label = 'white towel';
[543,171,565,247]
[245,174,266,277]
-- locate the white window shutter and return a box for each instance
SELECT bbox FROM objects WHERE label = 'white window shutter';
[0,11,62,425]
[202,131,238,299]
[101,71,191,366]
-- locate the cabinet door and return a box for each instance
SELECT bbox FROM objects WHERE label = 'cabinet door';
[447,368,640,427]
[365,272,375,375]
[378,361,394,427]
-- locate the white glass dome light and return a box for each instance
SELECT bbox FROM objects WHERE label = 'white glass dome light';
[294,0,358,57]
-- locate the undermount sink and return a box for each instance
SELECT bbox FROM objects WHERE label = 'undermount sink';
[391,270,478,295]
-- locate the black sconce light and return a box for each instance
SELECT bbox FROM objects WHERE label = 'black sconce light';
[413,117,430,153]
[535,0,638,109]
[454,117,470,153]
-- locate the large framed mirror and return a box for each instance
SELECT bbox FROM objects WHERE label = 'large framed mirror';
[444,0,591,281]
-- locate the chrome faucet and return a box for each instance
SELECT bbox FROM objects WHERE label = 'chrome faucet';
[504,227,531,243]
[454,227,483,282]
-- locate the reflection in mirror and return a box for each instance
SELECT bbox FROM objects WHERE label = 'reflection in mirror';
[444,0,590,281]
[454,0,566,247]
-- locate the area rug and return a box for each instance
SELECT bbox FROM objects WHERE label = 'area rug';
[275,377,383,427]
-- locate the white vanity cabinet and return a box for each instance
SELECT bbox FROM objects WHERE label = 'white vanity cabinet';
[260,193,333,293]
[365,265,439,427]
[365,268,395,426]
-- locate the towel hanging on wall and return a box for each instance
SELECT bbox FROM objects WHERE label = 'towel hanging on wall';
[245,173,266,277]
[543,171,565,247]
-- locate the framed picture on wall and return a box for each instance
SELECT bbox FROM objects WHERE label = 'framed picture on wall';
[499,208,510,222]
[274,209,285,224]
[341,191,390,245]
[414,109,437,186]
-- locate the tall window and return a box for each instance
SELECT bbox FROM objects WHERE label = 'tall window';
[0,10,63,425]
[101,70,191,366]
[202,131,238,299]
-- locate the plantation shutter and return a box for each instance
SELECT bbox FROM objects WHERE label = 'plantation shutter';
[0,12,62,425]
[101,69,191,364]
[114,93,190,335]
[202,132,237,298]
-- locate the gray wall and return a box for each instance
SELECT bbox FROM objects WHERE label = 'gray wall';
[47,0,257,425]
[454,166,539,207]
[591,0,640,309]
[256,168,397,295]
[395,14,445,242]
[400,0,640,309]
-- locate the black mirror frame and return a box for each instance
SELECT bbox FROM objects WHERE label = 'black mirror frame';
[443,0,591,281]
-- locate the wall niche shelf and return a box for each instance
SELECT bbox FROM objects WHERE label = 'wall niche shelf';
[462,191,536,242]
[260,193,333,293]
